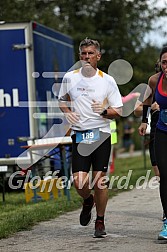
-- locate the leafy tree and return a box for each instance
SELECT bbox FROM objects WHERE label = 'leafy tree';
[0,0,167,94]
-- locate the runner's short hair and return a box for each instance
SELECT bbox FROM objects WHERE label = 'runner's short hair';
[79,38,100,53]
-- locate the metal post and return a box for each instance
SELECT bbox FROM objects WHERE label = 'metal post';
[2,173,5,202]
[0,166,8,202]
[61,146,70,201]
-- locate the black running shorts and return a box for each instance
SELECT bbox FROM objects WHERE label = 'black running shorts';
[71,131,111,173]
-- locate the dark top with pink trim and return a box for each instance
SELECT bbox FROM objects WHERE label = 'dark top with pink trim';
[155,72,167,132]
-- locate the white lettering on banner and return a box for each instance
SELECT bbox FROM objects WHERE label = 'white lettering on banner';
[12,89,19,106]
[0,88,19,107]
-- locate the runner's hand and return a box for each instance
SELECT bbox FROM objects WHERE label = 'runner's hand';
[151,102,159,111]
[138,123,147,136]
[91,100,104,115]
[65,112,80,125]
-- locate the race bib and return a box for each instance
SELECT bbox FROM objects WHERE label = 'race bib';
[76,128,100,144]
[160,109,167,125]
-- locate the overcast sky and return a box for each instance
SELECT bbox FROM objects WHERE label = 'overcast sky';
[145,0,167,47]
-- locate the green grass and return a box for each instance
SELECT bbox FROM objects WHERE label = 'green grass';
[0,188,81,239]
[0,154,153,239]
[109,153,153,195]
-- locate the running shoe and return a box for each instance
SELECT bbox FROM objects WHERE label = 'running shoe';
[93,219,107,238]
[158,219,167,240]
[80,194,94,226]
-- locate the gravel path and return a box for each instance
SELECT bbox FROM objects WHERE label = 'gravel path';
[0,182,167,252]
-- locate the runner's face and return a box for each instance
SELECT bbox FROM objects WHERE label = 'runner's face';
[79,45,101,70]
[160,52,167,76]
